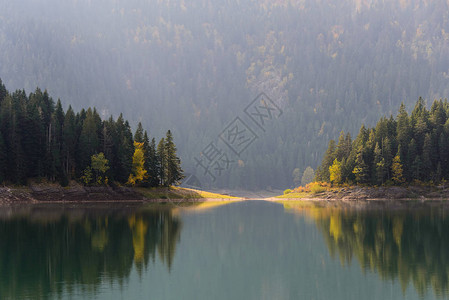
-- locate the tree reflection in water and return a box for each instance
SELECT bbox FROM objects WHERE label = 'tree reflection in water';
[0,204,182,299]
[285,202,449,298]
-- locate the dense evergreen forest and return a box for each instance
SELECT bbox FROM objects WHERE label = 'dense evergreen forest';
[0,79,183,186]
[2,0,449,189]
[316,98,449,185]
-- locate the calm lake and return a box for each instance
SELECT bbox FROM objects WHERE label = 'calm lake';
[1,200,449,300]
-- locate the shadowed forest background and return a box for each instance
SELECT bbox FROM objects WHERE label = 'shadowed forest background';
[1,0,449,189]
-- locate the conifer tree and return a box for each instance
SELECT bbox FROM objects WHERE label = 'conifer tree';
[0,78,6,103]
[148,137,159,187]
[114,114,134,183]
[352,146,369,184]
[79,108,100,170]
[374,142,387,185]
[316,140,336,181]
[165,130,184,186]
[422,133,433,177]
[63,106,77,179]
[157,138,167,186]
[0,134,6,182]
[134,122,144,143]
[51,99,65,183]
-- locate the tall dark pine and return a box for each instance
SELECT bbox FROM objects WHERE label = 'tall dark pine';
[134,122,144,143]
[5,91,27,183]
[0,79,6,103]
[51,100,65,184]
[63,106,77,179]
[315,139,336,182]
[114,115,133,183]
[165,130,184,186]
[148,137,159,187]
[157,138,166,186]
[0,134,6,182]
[78,108,101,171]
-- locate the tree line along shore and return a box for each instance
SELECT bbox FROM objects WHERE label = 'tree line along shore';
[281,98,449,200]
[316,97,449,186]
[0,78,183,190]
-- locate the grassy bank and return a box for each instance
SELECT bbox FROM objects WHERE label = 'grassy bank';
[0,182,240,204]
[275,182,449,201]
[136,186,240,200]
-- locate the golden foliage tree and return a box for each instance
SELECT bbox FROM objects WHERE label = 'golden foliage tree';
[127,141,148,186]
[391,154,405,184]
[329,159,342,185]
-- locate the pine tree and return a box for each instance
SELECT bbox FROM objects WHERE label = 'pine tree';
[141,131,151,186]
[352,146,369,184]
[165,130,184,186]
[148,137,159,187]
[407,139,417,180]
[157,138,167,186]
[0,133,6,182]
[439,126,449,179]
[79,108,100,171]
[51,99,65,184]
[3,91,27,183]
[422,133,433,180]
[335,131,348,161]
[412,155,422,181]
[115,115,134,183]
[374,142,387,185]
[62,106,77,179]
[316,139,336,181]
[0,78,6,103]
[101,117,117,181]
[22,99,44,178]
[134,122,144,143]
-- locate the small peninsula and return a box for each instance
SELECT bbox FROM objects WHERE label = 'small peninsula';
[279,98,449,201]
[0,80,239,204]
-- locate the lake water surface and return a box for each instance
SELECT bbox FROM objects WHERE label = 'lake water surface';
[1,200,448,299]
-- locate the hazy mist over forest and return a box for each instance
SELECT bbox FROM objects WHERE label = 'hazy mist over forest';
[1,0,449,190]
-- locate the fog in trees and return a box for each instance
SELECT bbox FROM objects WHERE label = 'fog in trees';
[1,0,449,189]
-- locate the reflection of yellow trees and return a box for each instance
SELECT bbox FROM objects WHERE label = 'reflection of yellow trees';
[285,203,449,298]
[329,213,342,241]
[0,208,183,299]
[84,218,110,252]
[128,215,148,263]
[392,217,404,249]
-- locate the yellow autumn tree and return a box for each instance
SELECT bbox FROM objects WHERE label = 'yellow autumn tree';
[391,154,405,185]
[127,141,148,186]
[128,215,148,264]
[329,158,342,185]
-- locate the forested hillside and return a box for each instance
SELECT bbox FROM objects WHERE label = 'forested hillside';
[0,79,183,187]
[1,0,449,189]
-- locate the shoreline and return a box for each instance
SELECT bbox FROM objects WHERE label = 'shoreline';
[1,183,449,207]
[0,183,244,206]
[274,185,449,201]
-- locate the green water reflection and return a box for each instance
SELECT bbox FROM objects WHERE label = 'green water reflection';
[1,201,449,299]
[285,201,449,298]
[0,204,181,299]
